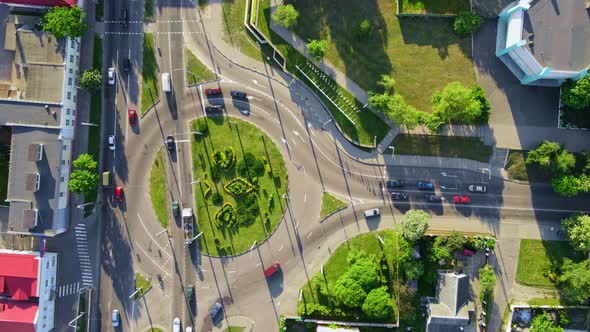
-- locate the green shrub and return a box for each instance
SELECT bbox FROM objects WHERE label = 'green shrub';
[224,177,254,196]
[210,147,236,170]
[561,77,590,110]
[211,191,223,205]
[195,121,208,137]
[236,194,258,226]
[214,203,238,228]
[203,178,212,197]
[453,11,483,36]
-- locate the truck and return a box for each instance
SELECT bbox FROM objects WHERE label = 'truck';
[182,208,194,246]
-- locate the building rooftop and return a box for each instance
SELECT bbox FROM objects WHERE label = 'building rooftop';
[0,251,39,299]
[0,300,37,332]
[6,127,61,235]
[523,0,590,71]
[0,100,61,127]
[427,271,474,332]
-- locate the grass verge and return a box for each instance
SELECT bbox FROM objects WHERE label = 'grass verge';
[76,292,86,331]
[144,329,164,332]
[221,0,263,62]
[505,150,553,183]
[399,0,470,14]
[185,49,216,85]
[191,117,288,256]
[223,327,245,332]
[141,33,159,115]
[144,0,154,21]
[256,0,390,146]
[515,239,579,288]
[95,0,103,20]
[134,272,152,298]
[280,0,476,112]
[390,134,493,163]
[150,149,169,228]
[319,192,347,219]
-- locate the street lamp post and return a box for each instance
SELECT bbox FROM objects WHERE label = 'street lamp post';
[80,122,99,127]
[142,83,155,104]
[191,178,201,184]
[387,146,395,156]
[67,312,85,327]
[76,202,95,209]
[128,288,141,300]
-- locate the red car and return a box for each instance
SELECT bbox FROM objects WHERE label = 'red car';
[264,262,281,278]
[205,88,222,96]
[453,195,470,204]
[128,109,137,126]
[115,186,124,202]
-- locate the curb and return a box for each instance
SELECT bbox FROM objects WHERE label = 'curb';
[140,99,161,119]
[318,205,349,224]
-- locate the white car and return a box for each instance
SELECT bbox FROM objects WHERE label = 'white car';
[186,327,193,332]
[107,67,116,85]
[172,317,181,332]
[108,135,116,151]
[111,309,120,327]
[468,184,487,193]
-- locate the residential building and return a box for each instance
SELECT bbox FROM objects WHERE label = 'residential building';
[0,249,58,332]
[496,0,589,86]
[426,271,475,332]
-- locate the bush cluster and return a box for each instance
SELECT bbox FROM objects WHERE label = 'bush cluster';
[224,177,254,196]
[214,203,238,228]
[210,147,236,170]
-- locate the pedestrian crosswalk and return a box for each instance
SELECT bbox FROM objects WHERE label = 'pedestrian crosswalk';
[74,224,93,287]
[58,282,80,298]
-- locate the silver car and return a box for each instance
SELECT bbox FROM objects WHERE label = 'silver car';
[107,68,116,85]
[468,184,487,193]
[111,309,120,327]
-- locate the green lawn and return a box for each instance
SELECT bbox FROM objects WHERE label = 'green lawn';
[141,33,159,115]
[256,0,390,146]
[76,292,86,331]
[221,0,263,62]
[389,134,493,163]
[223,327,245,332]
[150,149,169,228]
[190,117,288,256]
[515,240,579,288]
[505,150,553,183]
[144,0,154,21]
[319,192,347,219]
[185,49,216,85]
[298,230,398,322]
[280,0,476,113]
[399,0,471,14]
[144,329,164,332]
[134,273,152,298]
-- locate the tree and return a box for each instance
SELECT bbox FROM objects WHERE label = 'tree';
[383,231,413,274]
[403,260,424,280]
[271,4,299,29]
[470,85,490,122]
[526,140,575,175]
[453,11,483,36]
[552,175,581,197]
[472,236,496,251]
[80,69,102,92]
[558,258,590,304]
[42,5,87,39]
[478,265,496,299]
[69,169,98,194]
[345,255,382,292]
[446,231,466,253]
[369,93,420,130]
[401,209,430,241]
[561,76,590,110]
[356,19,374,40]
[431,236,452,263]
[362,287,393,320]
[307,39,329,61]
[377,74,395,93]
[562,214,590,253]
[530,312,564,332]
[73,154,97,171]
[432,82,482,125]
[334,274,367,308]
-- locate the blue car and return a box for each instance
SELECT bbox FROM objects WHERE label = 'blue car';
[210,302,223,320]
[417,181,434,190]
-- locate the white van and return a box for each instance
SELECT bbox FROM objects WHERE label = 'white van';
[162,73,171,92]
[364,208,380,218]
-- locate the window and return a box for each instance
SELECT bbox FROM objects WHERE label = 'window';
[63,145,67,150]
[60,177,64,182]
[69,68,73,74]
[59,192,64,197]
[68,77,72,85]
[46,262,49,269]
[69,55,74,62]
[52,257,55,266]
[67,92,71,100]
[65,120,69,126]
[45,280,48,287]
[66,109,70,115]
[61,160,65,165]
[72,109,76,116]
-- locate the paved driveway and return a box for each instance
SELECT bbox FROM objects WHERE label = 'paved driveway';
[473,20,590,152]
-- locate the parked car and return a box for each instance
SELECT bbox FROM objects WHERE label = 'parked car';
[115,187,124,202]
[417,181,434,190]
[185,285,194,301]
[166,135,175,151]
[172,201,180,217]
[107,68,116,85]
[453,195,470,204]
[468,184,487,193]
[210,302,223,320]
[128,109,137,126]
[205,88,222,96]
[230,90,247,99]
[173,317,181,332]
[391,192,409,201]
[425,194,443,202]
[108,135,115,151]
[112,309,120,327]
[385,179,403,188]
[264,262,281,278]
[205,105,223,113]
[364,208,380,218]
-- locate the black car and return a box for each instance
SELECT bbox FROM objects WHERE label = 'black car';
[230,90,247,99]
[205,105,223,113]
[385,179,403,188]
[166,135,175,150]
[425,194,443,202]
[123,58,131,72]
[391,192,409,201]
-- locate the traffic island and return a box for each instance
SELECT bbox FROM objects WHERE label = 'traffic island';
[319,192,347,220]
[141,33,159,115]
[190,117,288,256]
[134,272,152,299]
[149,148,170,228]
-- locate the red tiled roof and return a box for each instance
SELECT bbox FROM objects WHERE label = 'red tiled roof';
[0,253,38,298]
[0,0,76,7]
[0,300,37,332]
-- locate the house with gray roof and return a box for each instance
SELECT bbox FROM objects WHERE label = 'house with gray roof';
[426,271,475,332]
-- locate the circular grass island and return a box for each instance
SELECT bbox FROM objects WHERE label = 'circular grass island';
[190,117,288,256]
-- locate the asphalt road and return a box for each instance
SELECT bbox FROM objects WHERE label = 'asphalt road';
[94,1,590,331]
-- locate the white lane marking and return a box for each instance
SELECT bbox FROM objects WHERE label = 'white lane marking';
[137,214,173,258]
[134,241,171,276]
[256,263,262,267]
[307,232,313,239]
[278,245,284,251]
[199,85,206,116]
[304,194,307,202]
[175,139,190,143]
